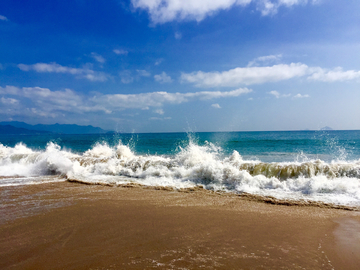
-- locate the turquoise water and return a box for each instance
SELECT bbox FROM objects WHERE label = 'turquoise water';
[0,130,359,161]
[1,130,360,206]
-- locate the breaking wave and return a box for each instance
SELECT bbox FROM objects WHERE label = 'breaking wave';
[1,140,360,207]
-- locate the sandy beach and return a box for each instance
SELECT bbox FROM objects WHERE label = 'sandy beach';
[1,181,360,270]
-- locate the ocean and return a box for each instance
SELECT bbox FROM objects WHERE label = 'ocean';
[1,130,360,207]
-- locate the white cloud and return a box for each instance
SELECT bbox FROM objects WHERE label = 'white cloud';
[0,86,109,116]
[137,69,151,77]
[155,58,163,66]
[269,90,280,98]
[0,15,8,21]
[1,97,19,105]
[119,70,151,83]
[258,0,320,16]
[293,93,309,98]
[175,32,182,39]
[0,86,251,117]
[113,49,128,55]
[154,72,173,83]
[269,91,309,99]
[99,88,251,110]
[211,103,221,109]
[150,117,171,121]
[91,52,106,63]
[131,0,319,24]
[183,61,360,87]
[182,63,309,87]
[308,67,360,82]
[247,54,282,67]
[154,109,164,115]
[18,62,108,82]
[119,70,134,84]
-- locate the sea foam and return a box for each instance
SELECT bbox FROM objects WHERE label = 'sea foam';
[1,140,360,207]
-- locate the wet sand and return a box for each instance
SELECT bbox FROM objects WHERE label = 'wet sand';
[1,181,360,269]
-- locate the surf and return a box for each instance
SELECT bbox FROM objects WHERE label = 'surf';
[1,136,360,207]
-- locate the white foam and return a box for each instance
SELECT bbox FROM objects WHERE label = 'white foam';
[1,141,360,206]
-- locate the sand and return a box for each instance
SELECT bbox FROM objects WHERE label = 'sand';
[1,181,360,269]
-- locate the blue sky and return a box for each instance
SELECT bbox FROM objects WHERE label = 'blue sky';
[0,0,359,132]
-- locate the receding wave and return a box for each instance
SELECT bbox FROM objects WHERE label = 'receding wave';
[1,140,360,207]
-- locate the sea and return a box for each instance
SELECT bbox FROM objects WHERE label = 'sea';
[1,130,360,207]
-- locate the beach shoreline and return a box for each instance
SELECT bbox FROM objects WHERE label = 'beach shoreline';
[1,181,360,269]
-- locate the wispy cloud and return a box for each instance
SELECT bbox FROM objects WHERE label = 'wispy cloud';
[155,58,164,66]
[0,86,108,117]
[154,72,173,83]
[18,62,108,82]
[211,103,221,109]
[119,70,134,84]
[0,85,251,117]
[247,54,282,67]
[175,32,182,39]
[91,52,106,63]
[269,91,309,99]
[293,93,310,98]
[99,88,251,110]
[308,67,360,82]
[0,15,8,21]
[182,62,360,87]
[257,0,318,16]
[154,109,165,115]
[269,90,281,98]
[113,49,128,55]
[1,97,19,105]
[119,69,151,83]
[181,63,309,87]
[149,117,172,121]
[131,0,319,24]
[137,69,151,77]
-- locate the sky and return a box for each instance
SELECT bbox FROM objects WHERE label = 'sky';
[0,0,359,133]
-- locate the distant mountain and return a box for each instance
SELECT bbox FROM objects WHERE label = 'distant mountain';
[0,121,109,134]
[320,126,334,131]
[0,125,52,135]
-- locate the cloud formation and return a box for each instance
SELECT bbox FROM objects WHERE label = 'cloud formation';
[91,52,106,63]
[131,0,319,23]
[137,69,151,77]
[113,49,128,55]
[154,72,173,83]
[18,62,108,82]
[211,103,221,109]
[308,67,360,82]
[119,69,151,83]
[258,0,318,16]
[175,32,182,39]
[1,97,19,105]
[182,63,360,87]
[182,63,309,87]
[269,91,309,99]
[0,15,8,21]
[119,70,134,84]
[0,86,251,117]
[155,59,164,66]
[293,93,309,98]
[247,54,282,67]
[269,90,281,98]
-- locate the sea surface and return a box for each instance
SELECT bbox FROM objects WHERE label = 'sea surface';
[1,130,360,207]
